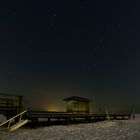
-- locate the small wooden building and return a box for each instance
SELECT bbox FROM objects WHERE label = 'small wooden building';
[0,93,26,117]
[63,96,90,113]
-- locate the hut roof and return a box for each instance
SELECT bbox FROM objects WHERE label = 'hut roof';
[0,93,23,97]
[63,96,90,102]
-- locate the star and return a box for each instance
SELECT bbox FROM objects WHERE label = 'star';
[53,14,56,17]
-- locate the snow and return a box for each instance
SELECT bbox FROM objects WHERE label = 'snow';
[0,115,6,123]
[0,115,140,140]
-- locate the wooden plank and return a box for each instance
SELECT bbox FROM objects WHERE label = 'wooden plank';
[8,120,28,131]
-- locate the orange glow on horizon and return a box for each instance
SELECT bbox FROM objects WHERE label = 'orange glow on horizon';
[44,104,61,112]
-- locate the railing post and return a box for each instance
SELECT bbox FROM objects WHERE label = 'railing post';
[8,120,12,129]
[19,114,23,121]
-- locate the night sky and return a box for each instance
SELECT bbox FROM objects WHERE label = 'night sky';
[0,0,140,112]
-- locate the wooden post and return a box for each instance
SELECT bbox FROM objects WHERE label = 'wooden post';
[31,117,38,129]
[105,108,110,120]
[132,106,135,119]
[48,118,50,125]
[31,118,35,129]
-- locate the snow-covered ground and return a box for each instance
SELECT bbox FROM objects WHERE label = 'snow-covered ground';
[0,115,140,140]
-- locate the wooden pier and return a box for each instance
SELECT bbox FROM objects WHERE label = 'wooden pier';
[26,111,107,128]
[109,114,131,120]
[0,93,133,130]
[24,111,132,128]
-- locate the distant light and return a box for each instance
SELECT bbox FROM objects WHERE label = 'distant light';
[44,104,60,112]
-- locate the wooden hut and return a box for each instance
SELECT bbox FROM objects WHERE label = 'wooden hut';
[0,93,26,118]
[63,96,90,113]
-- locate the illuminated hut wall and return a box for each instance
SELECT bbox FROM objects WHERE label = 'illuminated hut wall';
[63,96,90,113]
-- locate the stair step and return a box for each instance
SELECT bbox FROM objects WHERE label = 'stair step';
[8,119,28,131]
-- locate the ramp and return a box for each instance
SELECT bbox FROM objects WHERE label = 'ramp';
[8,119,28,131]
[0,110,28,131]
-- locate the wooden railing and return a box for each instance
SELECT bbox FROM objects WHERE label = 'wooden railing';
[0,110,27,128]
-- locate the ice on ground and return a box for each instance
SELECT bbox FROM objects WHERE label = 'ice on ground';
[0,115,140,140]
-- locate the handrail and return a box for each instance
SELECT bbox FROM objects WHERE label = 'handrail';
[0,110,27,127]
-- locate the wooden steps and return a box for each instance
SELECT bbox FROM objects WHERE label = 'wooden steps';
[0,110,28,131]
[8,119,28,131]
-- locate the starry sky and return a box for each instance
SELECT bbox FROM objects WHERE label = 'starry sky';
[0,0,140,112]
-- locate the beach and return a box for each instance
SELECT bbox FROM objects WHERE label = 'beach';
[0,115,140,140]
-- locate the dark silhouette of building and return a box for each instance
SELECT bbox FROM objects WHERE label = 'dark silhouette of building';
[0,93,27,118]
[63,96,90,113]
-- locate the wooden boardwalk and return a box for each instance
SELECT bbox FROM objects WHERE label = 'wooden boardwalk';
[0,93,132,129]
[26,111,107,128]
[25,111,132,128]
[27,111,107,121]
[109,114,131,120]
[0,109,132,129]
